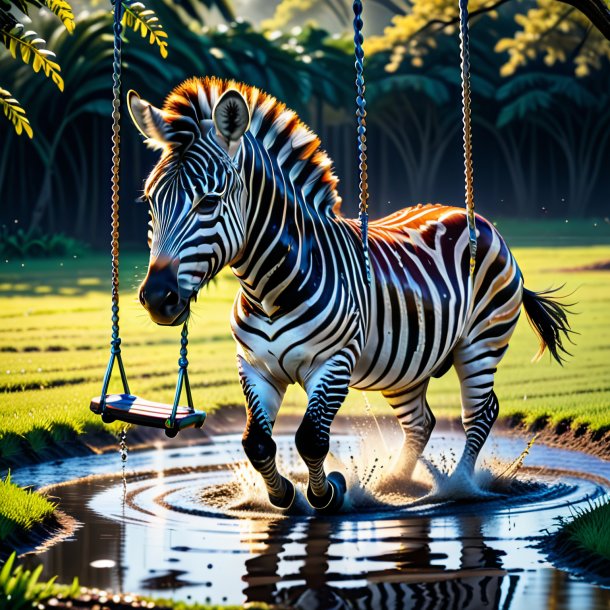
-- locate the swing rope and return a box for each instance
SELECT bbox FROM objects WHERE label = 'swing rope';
[92,0,204,437]
[352,0,371,285]
[351,0,478,281]
[458,0,478,276]
[100,0,130,407]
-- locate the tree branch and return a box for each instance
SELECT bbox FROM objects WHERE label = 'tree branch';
[409,0,513,41]
[557,0,610,39]
[408,0,610,42]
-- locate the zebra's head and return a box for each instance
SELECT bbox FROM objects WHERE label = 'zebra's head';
[128,88,251,325]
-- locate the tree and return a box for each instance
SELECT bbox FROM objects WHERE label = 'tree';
[265,0,610,77]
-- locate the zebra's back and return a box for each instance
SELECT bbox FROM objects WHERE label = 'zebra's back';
[348,204,522,391]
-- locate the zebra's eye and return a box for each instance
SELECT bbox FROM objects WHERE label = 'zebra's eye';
[195,193,222,214]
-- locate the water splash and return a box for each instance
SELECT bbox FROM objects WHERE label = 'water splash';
[198,421,544,517]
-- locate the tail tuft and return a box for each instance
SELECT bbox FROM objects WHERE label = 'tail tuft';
[522,287,575,365]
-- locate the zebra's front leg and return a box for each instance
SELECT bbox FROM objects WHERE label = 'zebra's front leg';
[295,356,351,513]
[238,356,296,510]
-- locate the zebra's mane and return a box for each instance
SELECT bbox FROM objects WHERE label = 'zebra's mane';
[161,76,342,215]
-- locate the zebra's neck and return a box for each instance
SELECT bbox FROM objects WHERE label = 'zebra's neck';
[230,132,345,316]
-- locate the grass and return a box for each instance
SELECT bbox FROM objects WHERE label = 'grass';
[542,498,610,583]
[0,473,57,542]
[559,499,610,561]
[0,223,609,466]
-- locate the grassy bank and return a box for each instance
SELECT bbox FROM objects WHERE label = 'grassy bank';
[0,228,609,466]
[542,499,610,585]
[0,473,56,545]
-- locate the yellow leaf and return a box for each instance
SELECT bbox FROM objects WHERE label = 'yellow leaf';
[1,26,63,91]
[0,87,34,138]
[121,1,169,59]
[44,0,76,34]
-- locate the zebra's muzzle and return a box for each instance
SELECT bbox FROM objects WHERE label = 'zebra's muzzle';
[139,258,190,326]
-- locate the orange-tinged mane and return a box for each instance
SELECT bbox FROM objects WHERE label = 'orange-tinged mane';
[156,76,342,214]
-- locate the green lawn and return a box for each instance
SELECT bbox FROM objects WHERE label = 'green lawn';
[1,232,609,464]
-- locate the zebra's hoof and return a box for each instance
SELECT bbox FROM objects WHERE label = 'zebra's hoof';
[307,471,347,513]
[269,477,296,510]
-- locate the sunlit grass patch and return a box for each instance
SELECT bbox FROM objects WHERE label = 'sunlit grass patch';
[542,497,610,584]
[560,498,610,561]
[0,473,57,542]
[0,241,609,465]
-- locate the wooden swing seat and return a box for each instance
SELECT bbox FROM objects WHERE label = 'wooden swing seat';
[90,394,206,437]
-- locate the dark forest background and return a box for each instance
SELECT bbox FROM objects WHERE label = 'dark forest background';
[1,0,609,249]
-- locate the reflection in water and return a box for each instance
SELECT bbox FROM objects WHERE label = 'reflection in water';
[15,433,610,609]
[243,514,509,609]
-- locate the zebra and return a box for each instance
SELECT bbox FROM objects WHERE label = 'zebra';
[129,77,571,512]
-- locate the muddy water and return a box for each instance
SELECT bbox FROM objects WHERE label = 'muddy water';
[14,430,610,609]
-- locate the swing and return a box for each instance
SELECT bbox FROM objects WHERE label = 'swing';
[89,0,206,438]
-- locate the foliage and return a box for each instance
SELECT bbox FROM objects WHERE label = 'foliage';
[496,72,597,126]
[557,497,610,560]
[261,0,319,31]
[0,552,79,609]
[264,24,354,108]
[0,0,75,137]
[1,23,64,91]
[122,1,169,59]
[0,473,56,542]
[0,227,89,258]
[0,87,32,138]
[44,0,75,33]
[386,0,610,77]
[0,0,169,137]
[495,0,610,77]
[267,0,610,77]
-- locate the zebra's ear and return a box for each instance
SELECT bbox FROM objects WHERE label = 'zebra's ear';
[128,90,195,152]
[128,90,171,149]
[212,89,250,158]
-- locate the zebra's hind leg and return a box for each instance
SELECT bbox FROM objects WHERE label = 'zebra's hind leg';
[295,354,352,513]
[238,356,295,510]
[453,343,506,477]
[382,380,435,481]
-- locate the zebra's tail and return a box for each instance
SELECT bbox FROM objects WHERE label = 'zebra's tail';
[522,286,574,364]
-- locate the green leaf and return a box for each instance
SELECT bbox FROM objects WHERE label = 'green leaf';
[497,90,553,128]
[0,86,33,137]
[0,552,16,587]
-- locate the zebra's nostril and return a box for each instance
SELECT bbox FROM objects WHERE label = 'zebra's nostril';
[139,290,146,306]
[164,290,180,307]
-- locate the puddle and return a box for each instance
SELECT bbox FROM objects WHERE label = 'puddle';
[13,430,610,608]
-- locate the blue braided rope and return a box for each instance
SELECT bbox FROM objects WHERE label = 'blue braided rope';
[353,0,371,284]
[110,0,123,350]
[458,0,478,276]
[106,0,190,402]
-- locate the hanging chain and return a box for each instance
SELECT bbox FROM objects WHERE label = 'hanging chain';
[458,0,478,276]
[353,0,371,284]
[110,0,124,350]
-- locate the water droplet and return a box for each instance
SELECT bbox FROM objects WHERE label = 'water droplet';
[90,559,116,569]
